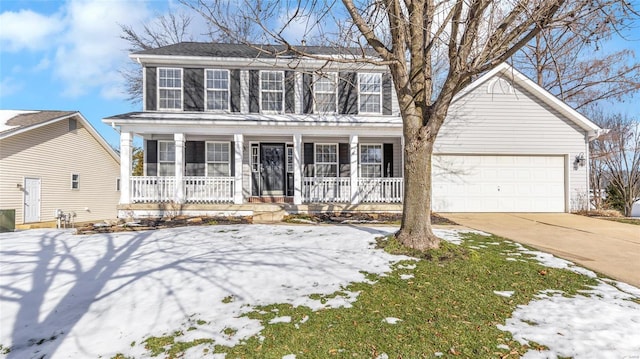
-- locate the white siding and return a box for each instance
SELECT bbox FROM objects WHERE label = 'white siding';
[0,119,120,224]
[435,74,589,211]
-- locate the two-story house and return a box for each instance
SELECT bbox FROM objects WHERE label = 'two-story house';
[106,42,603,219]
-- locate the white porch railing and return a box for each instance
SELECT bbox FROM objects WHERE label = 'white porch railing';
[358,177,404,203]
[131,176,176,203]
[130,176,234,203]
[303,177,351,202]
[130,176,403,204]
[184,176,234,203]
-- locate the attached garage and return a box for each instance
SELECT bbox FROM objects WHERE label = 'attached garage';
[432,155,566,212]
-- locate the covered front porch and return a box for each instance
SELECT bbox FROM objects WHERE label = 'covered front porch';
[119,131,404,210]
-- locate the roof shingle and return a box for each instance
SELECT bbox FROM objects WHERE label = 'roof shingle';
[133,42,378,58]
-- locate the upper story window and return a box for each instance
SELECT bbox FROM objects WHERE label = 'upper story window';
[206,69,230,111]
[358,73,382,114]
[315,143,338,177]
[260,71,284,113]
[314,73,337,113]
[360,144,383,178]
[206,142,231,177]
[158,68,183,110]
[158,141,176,176]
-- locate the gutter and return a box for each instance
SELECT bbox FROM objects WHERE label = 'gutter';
[588,128,609,141]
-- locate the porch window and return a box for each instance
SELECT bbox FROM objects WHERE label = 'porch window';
[360,144,383,177]
[314,73,337,113]
[207,142,230,176]
[315,144,338,177]
[205,69,229,111]
[260,71,284,113]
[358,73,382,114]
[158,141,176,176]
[158,68,182,110]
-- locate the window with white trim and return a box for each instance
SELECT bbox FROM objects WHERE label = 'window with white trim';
[260,71,284,112]
[206,142,230,177]
[360,144,383,178]
[158,68,183,110]
[205,69,229,111]
[158,141,176,176]
[315,144,338,177]
[314,73,337,113]
[71,174,80,189]
[358,73,382,114]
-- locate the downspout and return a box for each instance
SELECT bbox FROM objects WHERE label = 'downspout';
[585,128,609,210]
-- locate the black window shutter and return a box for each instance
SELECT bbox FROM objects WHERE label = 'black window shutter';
[184,68,204,111]
[145,67,157,111]
[338,143,350,177]
[338,72,358,114]
[302,73,313,114]
[230,142,235,176]
[285,71,295,113]
[249,70,260,113]
[185,141,197,163]
[230,69,241,112]
[303,142,314,177]
[382,73,392,115]
[303,143,314,164]
[338,143,349,164]
[383,143,394,177]
[146,140,158,176]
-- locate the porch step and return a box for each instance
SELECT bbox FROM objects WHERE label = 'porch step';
[249,196,293,204]
[252,209,287,224]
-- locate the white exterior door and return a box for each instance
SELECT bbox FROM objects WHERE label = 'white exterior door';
[432,155,565,212]
[23,177,41,223]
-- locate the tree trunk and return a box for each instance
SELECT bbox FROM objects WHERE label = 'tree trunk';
[396,131,440,250]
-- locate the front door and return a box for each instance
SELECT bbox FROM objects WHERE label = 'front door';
[261,144,285,195]
[23,177,41,223]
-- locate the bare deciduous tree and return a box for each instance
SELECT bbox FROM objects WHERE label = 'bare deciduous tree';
[120,12,198,104]
[589,110,640,216]
[182,0,636,249]
[511,10,640,110]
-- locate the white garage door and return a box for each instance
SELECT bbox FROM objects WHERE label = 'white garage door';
[432,155,565,212]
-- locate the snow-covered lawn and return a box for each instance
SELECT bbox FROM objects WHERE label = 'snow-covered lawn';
[0,224,639,358]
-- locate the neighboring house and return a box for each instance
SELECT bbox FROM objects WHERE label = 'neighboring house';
[0,110,120,227]
[632,200,640,218]
[105,42,603,218]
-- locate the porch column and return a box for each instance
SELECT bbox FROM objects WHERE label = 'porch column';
[350,134,359,204]
[293,133,302,205]
[119,131,132,204]
[234,134,244,204]
[174,133,185,203]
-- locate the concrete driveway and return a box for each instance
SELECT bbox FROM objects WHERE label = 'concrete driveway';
[442,213,640,287]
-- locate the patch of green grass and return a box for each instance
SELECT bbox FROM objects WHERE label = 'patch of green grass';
[0,344,10,355]
[196,319,207,325]
[222,295,234,303]
[376,234,470,261]
[222,327,238,336]
[600,217,640,225]
[143,332,214,358]
[133,232,599,358]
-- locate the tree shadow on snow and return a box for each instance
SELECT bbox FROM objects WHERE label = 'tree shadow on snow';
[0,230,151,358]
[0,225,393,358]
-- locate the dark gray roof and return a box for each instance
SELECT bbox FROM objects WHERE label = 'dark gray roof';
[1,110,77,136]
[133,42,378,58]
